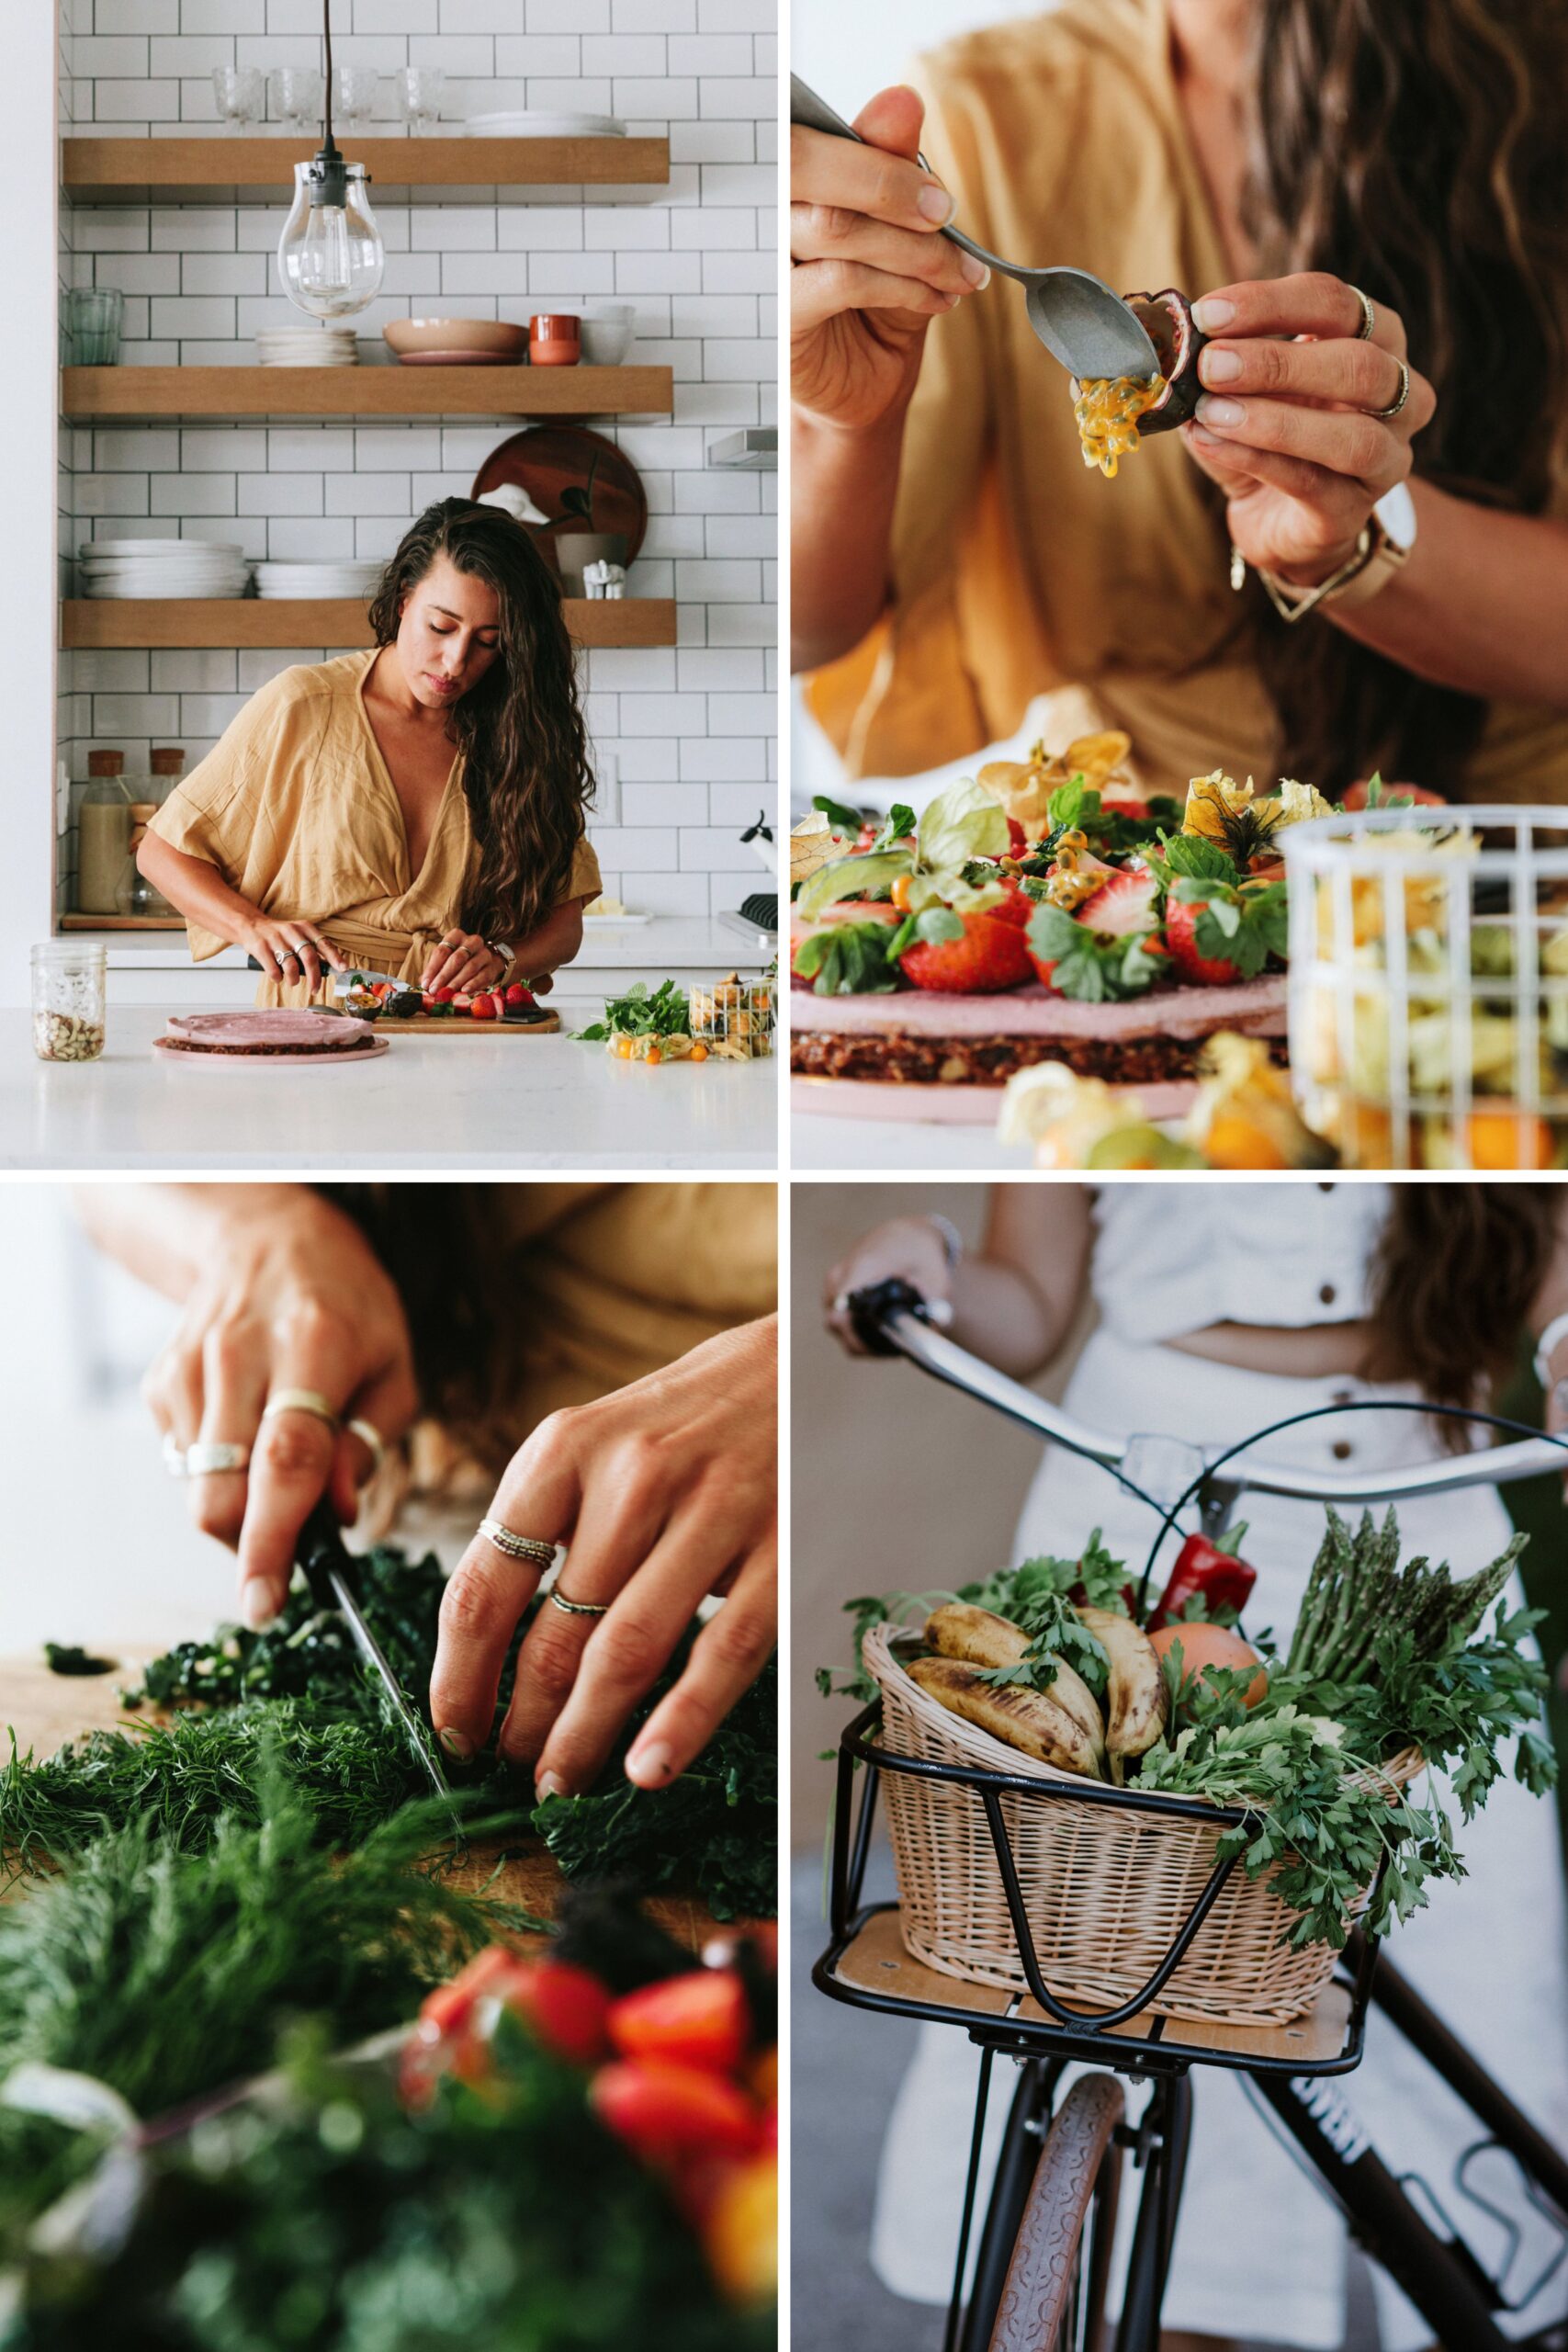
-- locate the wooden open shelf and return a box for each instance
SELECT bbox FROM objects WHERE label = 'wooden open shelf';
[62,135,669,198]
[62,597,676,650]
[61,913,186,932]
[63,364,671,421]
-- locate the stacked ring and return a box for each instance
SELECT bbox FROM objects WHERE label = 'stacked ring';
[477,1520,557,1570]
[348,1417,386,1481]
[1348,284,1376,341]
[1372,357,1411,421]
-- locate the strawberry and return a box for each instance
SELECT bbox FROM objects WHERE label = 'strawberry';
[989,878,1036,930]
[453,991,473,1011]
[1342,778,1444,811]
[608,1968,749,2075]
[1006,817,1029,855]
[434,986,456,1005]
[592,2061,760,2166]
[898,909,1032,993]
[1076,868,1157,935]
[1164,878,1287,986]
[504,981,534,1008]
[471,992,498,1019]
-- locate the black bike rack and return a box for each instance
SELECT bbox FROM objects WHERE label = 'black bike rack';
[813,1689,1382,2082]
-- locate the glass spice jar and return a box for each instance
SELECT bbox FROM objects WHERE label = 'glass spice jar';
[76,750,131,916]
[32,941,107,1064]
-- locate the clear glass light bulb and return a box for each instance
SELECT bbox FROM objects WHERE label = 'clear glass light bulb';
[276,160,385,320]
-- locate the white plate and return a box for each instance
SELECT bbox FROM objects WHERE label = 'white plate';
[88,583,250,601]
[81,538,244,558]
[582,911,653,925]
[466,112,627,137]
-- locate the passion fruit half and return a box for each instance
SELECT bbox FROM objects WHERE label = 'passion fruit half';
[1121,288,1205,434]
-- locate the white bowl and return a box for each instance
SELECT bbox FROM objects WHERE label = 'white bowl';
[466,111,626,138]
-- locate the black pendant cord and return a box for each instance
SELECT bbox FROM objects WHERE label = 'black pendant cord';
[320,0,338,163]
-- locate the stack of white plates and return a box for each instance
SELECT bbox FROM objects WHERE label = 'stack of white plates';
[466,109,627,138]
[255,326,360,368]
[79,540,252,600]
[254,560,384,601]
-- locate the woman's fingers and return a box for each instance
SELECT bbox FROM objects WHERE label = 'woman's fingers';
[233,1309,361,1628]
[527,1497,751,1799]
[1193,272,1408,356]
[428,1418,584,1761]
[792,257,962,334]
[496,1462,670,1771]
[791,112,953,235]
[1190,390,1415,492]
[791,205,984,300]
[1197,334,1422,424]
[186,1317,269,1548]
[624,1540,777,1790]
[284,931,324,996]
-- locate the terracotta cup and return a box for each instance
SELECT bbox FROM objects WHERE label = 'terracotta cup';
[529,314,581,368]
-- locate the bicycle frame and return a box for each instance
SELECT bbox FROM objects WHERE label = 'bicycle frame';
[816,1283,1568,2352]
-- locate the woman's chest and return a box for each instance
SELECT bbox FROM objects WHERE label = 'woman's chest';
[361,707,458,875]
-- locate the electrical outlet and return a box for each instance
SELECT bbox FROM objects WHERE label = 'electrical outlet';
[594,751,621,829]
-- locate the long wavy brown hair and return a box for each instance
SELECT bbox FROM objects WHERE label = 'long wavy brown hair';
[1237,0,1568,796]
[1366,1184,1560,1442]
[368,500,594,939]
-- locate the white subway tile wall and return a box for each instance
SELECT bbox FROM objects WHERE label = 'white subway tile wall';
[57,0,778,920]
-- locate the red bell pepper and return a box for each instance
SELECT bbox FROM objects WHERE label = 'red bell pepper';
[1147,1525,1257,1631]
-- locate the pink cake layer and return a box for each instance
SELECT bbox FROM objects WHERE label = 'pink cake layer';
[789,975,1287,1041]
[164,1010,374,1049]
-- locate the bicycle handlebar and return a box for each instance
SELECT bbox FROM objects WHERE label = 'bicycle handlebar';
[848,1283,1568,1504]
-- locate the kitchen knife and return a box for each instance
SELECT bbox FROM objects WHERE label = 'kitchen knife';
[296,1502,453,1805]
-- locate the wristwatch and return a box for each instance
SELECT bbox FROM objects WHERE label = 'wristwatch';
[1240,483,1417,624]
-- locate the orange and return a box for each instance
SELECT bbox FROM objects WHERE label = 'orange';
[1465,1112,1554,1170]
[1148,1623,1268,1708]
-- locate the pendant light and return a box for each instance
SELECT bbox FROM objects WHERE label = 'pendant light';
[276,0,386,320]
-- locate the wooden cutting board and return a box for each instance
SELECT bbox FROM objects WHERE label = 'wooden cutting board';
[0,1652,745,1951]
[357,1012,562,1035]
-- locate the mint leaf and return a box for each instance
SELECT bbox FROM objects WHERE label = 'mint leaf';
[872,804,917,851]
[1157,833,1238,882]
[1046,777,1085,831]
[793,920,901,996]
[812,792,863,832]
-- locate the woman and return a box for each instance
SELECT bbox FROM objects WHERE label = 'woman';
[76,1182,777,1803]
[792,0,1568,799]
[138,501,602,1006]
[824,1184,1568,2351]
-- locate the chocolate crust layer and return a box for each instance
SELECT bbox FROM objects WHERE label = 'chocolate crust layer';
[789,1028,1289,1087]
[160,1036,369,1057]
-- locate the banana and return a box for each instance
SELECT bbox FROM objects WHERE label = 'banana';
[908,1656,1105,1778]
[1075,1605,1168,1777]
[925,1602,1106,1749]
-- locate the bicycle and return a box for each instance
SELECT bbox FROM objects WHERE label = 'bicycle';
[814,1281,1568,2352]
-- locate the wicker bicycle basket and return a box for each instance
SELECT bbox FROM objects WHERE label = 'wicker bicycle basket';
[863,1621,1423,2028]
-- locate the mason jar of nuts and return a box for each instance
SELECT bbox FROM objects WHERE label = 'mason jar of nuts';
[31,941,107,1064]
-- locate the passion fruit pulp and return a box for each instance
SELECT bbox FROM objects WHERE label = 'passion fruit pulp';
[1120,288,1206,434]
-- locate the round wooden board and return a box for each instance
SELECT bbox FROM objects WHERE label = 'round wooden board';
[0,1652,750,1948]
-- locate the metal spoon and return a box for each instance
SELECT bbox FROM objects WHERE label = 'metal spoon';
[791,74,1160,381]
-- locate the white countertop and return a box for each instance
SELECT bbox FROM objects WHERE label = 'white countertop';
[3,1004,778,1171]
[790,1089,1032,1170]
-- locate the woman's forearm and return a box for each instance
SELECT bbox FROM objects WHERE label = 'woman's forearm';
[137,832,265,944]
[791,405,908,674]
[73,1182,342,1303]
[511,896,585,978]
[1330,483,1568,708]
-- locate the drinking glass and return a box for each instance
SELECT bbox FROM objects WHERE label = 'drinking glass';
[211,64,264,131]
[393,67,446,135]
[333,65,381,132]
[270,67,325,137]
[64,288,124,367]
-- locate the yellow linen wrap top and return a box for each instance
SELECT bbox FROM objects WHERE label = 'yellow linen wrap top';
[805,0,1568,801]
[148,649,602,1006]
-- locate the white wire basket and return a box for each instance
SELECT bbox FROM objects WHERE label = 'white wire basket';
[1282,806,1568,1170]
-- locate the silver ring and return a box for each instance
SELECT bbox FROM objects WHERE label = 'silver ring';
[347,1417,385,1481]
[477,1519,557,1569]
[262,1388,340,1431]
[1348,283,1375,341]
[1371,356,1410,421]
[548,1587,610,1619]
[186,1440,250,1477]
[163,1432,187,1478]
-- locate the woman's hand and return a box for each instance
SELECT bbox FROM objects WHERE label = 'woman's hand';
[421,930,506,995]
[243,915,344,996]
[1179,274,1437,586]
[429,1317,777,1797]
[140,1193,419,1629]
[792,85,987,434]
[823,1216,954,1354]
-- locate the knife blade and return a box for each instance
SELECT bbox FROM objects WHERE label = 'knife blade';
[296,1503,453,1806]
